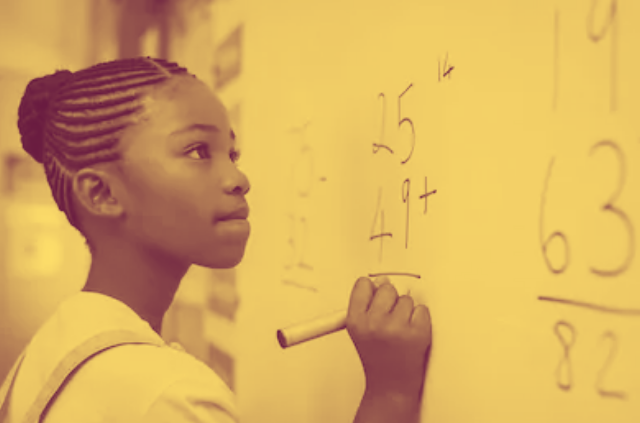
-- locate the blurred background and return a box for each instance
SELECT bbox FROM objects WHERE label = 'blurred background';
[0,0,241,392]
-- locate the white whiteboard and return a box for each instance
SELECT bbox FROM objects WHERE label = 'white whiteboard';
[224,1,640,422]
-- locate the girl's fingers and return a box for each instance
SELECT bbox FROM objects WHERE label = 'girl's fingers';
[372,275,390,289]
[348,277,376,318]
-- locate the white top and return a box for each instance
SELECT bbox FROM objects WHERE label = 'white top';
[4,291,239,423]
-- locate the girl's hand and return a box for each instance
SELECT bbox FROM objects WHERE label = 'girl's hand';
[346,276,432,400]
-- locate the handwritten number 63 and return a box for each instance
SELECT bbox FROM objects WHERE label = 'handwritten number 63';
[540,140,635,276]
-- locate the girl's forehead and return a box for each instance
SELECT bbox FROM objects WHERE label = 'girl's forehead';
[120,78,231,151]
[149,80,227,124]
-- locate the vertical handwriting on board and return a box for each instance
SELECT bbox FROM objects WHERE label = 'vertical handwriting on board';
[284,214,313,271]
[284,213,295,270]
[539,140,633,276]
[300,216,314,270]
[282,123,317,290]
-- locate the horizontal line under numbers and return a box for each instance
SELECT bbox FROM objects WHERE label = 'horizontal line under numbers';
[369,272,421,279]
[538,296,640,316]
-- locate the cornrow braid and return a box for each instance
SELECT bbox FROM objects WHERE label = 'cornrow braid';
[17,57,194,253]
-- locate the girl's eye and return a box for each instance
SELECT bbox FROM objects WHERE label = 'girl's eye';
[186,144,210,160]
[186,144,241,164]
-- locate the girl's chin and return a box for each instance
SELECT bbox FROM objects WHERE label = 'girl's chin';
[197,247,247,269]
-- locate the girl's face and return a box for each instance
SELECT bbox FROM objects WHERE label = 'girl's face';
[112,76,251,269]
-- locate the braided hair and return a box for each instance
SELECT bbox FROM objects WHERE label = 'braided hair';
[17,57,194,254]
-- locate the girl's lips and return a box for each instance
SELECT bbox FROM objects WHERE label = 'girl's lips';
[218,205,249,220]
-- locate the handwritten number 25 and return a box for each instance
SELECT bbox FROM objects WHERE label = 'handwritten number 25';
[373,84,416,165]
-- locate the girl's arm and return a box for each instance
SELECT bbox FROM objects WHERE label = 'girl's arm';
[353,389,421,423]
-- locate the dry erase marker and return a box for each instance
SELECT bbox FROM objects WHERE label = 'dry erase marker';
[276,279,411,349]
[277,309,347,348]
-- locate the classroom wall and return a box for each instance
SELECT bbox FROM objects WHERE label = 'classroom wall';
[0,0,97,382]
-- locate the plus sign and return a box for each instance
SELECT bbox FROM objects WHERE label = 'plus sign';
[419,176,437,214]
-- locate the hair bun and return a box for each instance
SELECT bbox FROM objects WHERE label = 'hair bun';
[17,69,74,164]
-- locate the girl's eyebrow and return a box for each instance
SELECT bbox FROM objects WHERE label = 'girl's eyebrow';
[170,124,219,137]
[170,124,236,141]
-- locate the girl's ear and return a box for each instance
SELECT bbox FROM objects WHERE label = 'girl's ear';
[72,168,125,219]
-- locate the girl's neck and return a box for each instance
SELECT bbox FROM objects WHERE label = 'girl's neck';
[82,244,190,335]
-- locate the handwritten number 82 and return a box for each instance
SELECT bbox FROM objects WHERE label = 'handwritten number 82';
[554,321,627,399]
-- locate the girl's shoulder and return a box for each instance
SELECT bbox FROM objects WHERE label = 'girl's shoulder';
[23,291,235,422]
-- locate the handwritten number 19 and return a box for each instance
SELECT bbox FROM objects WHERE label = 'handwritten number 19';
[554,0,618,111]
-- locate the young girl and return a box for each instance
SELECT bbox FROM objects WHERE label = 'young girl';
[0,57,432,423]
